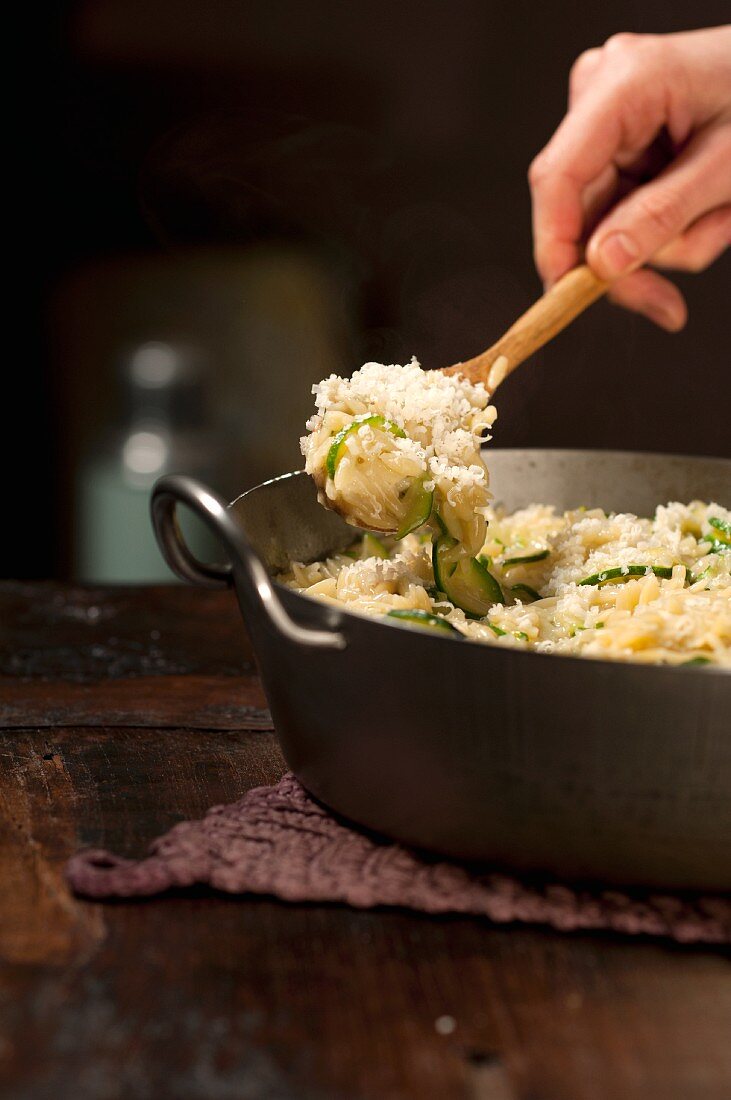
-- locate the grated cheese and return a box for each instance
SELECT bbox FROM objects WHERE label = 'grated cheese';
[301,358,497,552]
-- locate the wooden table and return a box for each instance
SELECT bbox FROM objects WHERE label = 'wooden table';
[1,581,729,1100]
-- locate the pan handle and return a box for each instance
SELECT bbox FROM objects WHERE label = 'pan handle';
[151,475,346,650]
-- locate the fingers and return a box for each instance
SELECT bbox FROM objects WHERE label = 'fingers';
[608,268,687,331]
[652,204,731,272]
[608,205,730,331]
[587,119,731,279]
[530,38,669,285]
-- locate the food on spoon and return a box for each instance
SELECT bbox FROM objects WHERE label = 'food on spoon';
[301,358,497,555]
[279,501,731,668]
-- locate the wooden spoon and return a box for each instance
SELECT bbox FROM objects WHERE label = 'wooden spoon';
[443,264,608,391]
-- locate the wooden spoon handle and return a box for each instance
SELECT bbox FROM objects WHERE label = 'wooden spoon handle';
[443,264,608,390]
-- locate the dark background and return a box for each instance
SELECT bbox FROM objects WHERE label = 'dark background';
[13,0,730,579]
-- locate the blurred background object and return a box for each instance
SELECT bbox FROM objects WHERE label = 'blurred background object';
[75,340,223,581]
[11,0,730,580]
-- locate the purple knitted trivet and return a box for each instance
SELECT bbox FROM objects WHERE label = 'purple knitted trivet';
[66,773,730,944]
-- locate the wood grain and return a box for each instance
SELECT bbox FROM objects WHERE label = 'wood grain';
[0,581,254,682]
[1,583,730,1100]
[0,675,271,730]
[0,580,271,731]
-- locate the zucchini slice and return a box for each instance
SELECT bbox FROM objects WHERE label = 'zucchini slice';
[326,415,406,479]
[360,533,389,559]
[386,608,461,636]
[510,582,541,602]
[395,477,434,540]
[501,549,550,569]
[709,516,731,541]
[433,537,504,617]
[702,538,730,555]
[432,535,459,592]
[681,656,712,667]
[431,509,449,536]
[476,556,505,604]
[578,564,673,587]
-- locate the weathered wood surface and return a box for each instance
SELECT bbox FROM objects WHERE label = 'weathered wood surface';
[1,583,730,1100]
[0,582,271,730]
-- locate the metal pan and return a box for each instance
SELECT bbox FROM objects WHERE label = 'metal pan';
[151,449,731,892]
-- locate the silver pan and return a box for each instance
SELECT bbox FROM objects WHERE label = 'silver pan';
[151,449,731,892]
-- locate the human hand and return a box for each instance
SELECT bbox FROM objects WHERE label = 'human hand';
[529,26,731,330]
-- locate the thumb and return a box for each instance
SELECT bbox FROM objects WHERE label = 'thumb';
[586,119,731,279]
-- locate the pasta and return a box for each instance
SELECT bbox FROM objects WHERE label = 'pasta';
[301,358,497,553]
[280,501,731,668]
[299,357,729,667]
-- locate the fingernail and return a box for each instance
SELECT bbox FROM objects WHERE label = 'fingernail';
[595,232,640,278]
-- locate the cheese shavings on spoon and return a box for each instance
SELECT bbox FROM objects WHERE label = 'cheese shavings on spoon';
[301,358,498,554]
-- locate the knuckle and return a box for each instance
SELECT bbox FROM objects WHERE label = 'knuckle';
[528,153,549,187]
[527,155,545,187]
[570,48,597,83]
[603,32,664,74]
[568,48,602,102]
[604,32,638,55]
[636,187,686,239]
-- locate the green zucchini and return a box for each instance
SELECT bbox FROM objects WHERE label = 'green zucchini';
[702,537,730,555]
[386,609,461,636]
[326,415,406,479]
[432,535,459,593]
[502,549,550,570]
[510,583,541,602]
[476,556,505,603]
[709,516,731,540]
[485,621,529,642]
[431,510,449,536]
[395,477,434,540]
[433,537,504,617]
[578,564,674,587]
[681,656,712,667]
[360,534,389,560]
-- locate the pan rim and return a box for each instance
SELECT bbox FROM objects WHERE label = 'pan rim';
[230,445,731,508]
